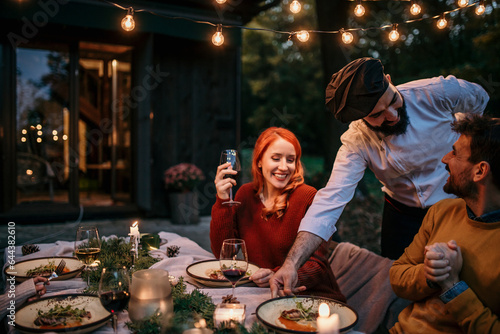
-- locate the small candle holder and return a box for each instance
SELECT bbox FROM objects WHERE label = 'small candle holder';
[129,234,138,267]
[213,303,246,328]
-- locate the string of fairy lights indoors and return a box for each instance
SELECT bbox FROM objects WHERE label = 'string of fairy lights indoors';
[107,0,493,46]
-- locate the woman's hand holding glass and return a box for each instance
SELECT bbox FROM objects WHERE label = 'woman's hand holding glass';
[214,162,238,201]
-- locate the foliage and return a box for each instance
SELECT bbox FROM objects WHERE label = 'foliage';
[241,0,326,155]
[127,277,270,334]
[164,163,205,193]
[81,237,159,293]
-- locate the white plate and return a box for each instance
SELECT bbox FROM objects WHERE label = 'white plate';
[186,259,260,288]
[14,294,112,334]
[4,257,85,283]
[256,296,358,334]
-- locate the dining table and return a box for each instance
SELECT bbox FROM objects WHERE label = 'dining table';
[2,231,365,334]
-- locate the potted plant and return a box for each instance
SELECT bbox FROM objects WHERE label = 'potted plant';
[164,163,205,224]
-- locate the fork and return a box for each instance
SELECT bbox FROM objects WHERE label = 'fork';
[45,259,66,284]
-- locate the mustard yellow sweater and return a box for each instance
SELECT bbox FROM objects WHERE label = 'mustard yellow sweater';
[389,198,500,334]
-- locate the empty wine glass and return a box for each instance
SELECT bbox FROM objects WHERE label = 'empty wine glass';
[75,226,101,286]
[99,267,130,333]
[220,239,248,298]
[220,149,241,206]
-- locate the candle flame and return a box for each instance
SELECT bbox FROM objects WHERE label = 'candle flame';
[318,303,330,317]
[132,221,138,228]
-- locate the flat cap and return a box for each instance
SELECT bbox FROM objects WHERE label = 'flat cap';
[325,57,390,123]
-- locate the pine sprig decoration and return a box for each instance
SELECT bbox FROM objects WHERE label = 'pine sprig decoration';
[22,244,40,255]
[80,237,160,293]
[167,245,180,257]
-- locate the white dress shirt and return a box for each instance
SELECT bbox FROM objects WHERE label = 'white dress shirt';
[299,75,490,241]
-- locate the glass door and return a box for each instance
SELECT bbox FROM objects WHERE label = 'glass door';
[16,46,70,204]
[78,42,132,206]
[15,41,133,207]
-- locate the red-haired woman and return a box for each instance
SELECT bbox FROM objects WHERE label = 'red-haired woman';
[210,127,345,301]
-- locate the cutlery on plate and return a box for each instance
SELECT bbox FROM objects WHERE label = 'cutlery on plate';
[45,259,66,284]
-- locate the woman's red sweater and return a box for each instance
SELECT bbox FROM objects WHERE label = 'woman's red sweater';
[210,183,346,302]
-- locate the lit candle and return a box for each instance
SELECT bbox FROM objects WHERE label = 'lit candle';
[316,303,339,334]
[130,221,139,236]
[213,303,245,327]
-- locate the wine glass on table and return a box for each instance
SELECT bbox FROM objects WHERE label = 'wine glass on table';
[75,226,101,286]
[99,267,130,333]
[220,238,248,298]
[220,149,241,206]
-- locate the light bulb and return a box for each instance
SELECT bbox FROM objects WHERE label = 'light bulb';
[341,30,354,44]
[389,26,399,41]
[212,25,224,46]
[121,8,135,32]
[22,129,27,134]
[290,0,301,14]
[354,2,365,17]
[457,0,468,8]
[475,1,486,15]
[296,30,309,42]
[410,2,421,15]
[21,137,26,142]
[37,137,42,143]
[53,136,58,141]
[437,16,448,29]
[216,0,226,4]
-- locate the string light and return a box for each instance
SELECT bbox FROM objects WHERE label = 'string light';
[354,0,365,17]
[475,0,486,15]
[388,24,399,41]
[457,0,469,8]
[341,29,354,44]
[102,0,489,47]
[410,1,422,16]
[21,137,26,142]
[212,24,224,46]
[437,14,448,29]
[22,129,27,134]
[215,0,226,4]
[296,30,310,42]
[121,7,135,31]
[290,0,301,14]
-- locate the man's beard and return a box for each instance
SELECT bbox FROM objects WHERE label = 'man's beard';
[363,102,409,136]
[443,166,478,200]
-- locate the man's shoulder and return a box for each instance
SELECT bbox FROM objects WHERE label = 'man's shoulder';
[397,75,459,92]
[430,198,465,213]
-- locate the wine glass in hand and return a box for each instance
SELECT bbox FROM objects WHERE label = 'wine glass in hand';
[75,226,101,286]
[99,267,130,333]
[220,239,248,298]
[220,149,241,206]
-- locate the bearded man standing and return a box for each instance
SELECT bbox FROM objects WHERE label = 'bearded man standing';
[271,57,489,297]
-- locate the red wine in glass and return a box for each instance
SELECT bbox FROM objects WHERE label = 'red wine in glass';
[222,268,247,284]
[99,267,130,333]
[220,239,248,297]
[100,290,130,313]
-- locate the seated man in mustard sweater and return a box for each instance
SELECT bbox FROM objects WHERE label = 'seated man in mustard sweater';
[389,114,500,333]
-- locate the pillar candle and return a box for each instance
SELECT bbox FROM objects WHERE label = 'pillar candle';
[316,303,339,334]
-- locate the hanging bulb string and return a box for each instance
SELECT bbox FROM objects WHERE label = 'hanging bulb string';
[100,0,485,39]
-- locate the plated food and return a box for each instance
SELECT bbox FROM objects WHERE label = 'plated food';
[256,296,358,334]
[15,294,111,334]
[186,259,260,288]
[4,257,85,283]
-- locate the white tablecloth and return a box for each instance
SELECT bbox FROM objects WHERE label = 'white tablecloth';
[3,232,274,333]
[4,232,363,333]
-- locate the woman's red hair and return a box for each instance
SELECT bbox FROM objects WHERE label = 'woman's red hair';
[251,127,304,219]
